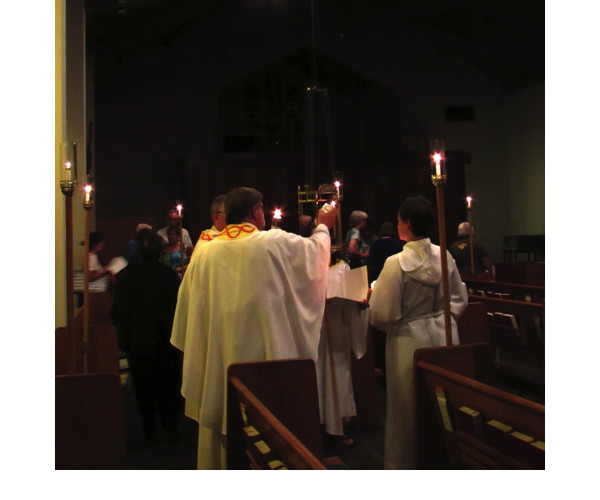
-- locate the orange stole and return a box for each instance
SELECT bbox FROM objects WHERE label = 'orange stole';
[217,223,259,240]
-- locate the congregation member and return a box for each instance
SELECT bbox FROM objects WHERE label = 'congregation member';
[449,221,492,273]
[369,195,468,469]
[160,226,189,276]
[195,194,227,246]
[157,208,194,256]
[170,186,338,469]
[344,210,370,269]
[367,221,405,285]
[88,231,112,291]
[111,229,183,442]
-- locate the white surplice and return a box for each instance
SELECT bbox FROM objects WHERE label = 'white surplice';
[369,238,468,469]
[316,261,369,436]
[170,222,331,469]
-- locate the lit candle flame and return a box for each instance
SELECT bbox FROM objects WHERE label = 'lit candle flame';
[273,208,282,220]
[176,204,183,217]
[433,153,442,177]
[466,196,473,208]
[334,180,341,188]
[84,184,92,204]
[65,161,71,169]
[330,200,336,207]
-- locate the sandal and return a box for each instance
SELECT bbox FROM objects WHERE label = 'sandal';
[339,434,355,448]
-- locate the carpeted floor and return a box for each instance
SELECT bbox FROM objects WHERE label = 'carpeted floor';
[122,376,387,470]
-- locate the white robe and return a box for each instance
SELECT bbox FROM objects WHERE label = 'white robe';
[316,261,369,436]
[369,238,468,469]
[170,222,331,469]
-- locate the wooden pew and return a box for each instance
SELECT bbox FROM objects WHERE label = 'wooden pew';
[226,359,345,470]
[73,291,115,326]
[415,344,544,470]
[493,262,545,286]
[55,325,120,376]
[56,373,126,469]
[463,278,544,304]
[467,294,544,387]
[456,301,490,345]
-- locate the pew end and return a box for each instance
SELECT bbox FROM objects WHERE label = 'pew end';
[55,373,126,469]
[226,359,346,470]
[415,344,545,470]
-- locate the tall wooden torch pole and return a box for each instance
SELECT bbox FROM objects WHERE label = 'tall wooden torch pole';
[431,140,452,346]
[82,208,90,374]
[64,193,76,374]
[60,142,77,374]
[435,186,453,346]
[467,206,475,274]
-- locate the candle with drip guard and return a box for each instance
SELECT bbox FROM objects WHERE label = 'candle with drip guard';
[84,184,92,205]
[433,153,442,177]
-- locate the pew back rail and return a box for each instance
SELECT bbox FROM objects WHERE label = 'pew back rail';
[415,344,545,470]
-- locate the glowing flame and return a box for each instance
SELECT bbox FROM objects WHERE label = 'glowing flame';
[65,161,72,169]
[330,200,337,207]
[433,153,442,164]
[273,208,282,220]
[466,195,473,208]
[84,184,92,193]
[334,180,341,188]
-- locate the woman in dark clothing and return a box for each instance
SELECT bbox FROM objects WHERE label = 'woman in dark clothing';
[111,229,183,441]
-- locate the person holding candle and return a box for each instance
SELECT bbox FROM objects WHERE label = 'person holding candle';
[449,222,492,273]
[369,196,468,469]
[158,208,194,257]
[161,226,189,276]
[170,186,338,469]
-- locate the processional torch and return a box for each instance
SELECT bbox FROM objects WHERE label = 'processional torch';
[466,195,475,274]
[430,139,453,346]
[82,175,94,373]
[176,201,184,278]
[60,142,78,374]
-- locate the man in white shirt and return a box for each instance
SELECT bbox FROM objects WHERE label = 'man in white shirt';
[157,208,194,256]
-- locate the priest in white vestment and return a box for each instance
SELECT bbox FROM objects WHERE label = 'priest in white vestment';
[170,187,338,469]
[369,196,467,469]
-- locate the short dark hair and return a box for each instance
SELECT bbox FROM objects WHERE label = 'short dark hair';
[398,196,435,237]
[210,195,226,215]
[225,187,262,224]
[137,229,164,262]
[89,231,104,249]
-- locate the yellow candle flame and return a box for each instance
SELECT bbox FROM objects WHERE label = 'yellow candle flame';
[273,208,282,220]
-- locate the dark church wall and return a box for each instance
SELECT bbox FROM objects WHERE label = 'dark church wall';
[86,2,543,264]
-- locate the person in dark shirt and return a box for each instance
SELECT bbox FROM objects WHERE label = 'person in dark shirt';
[111,228,183,441]
[367,222,405,285]
[448,222,492,273]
